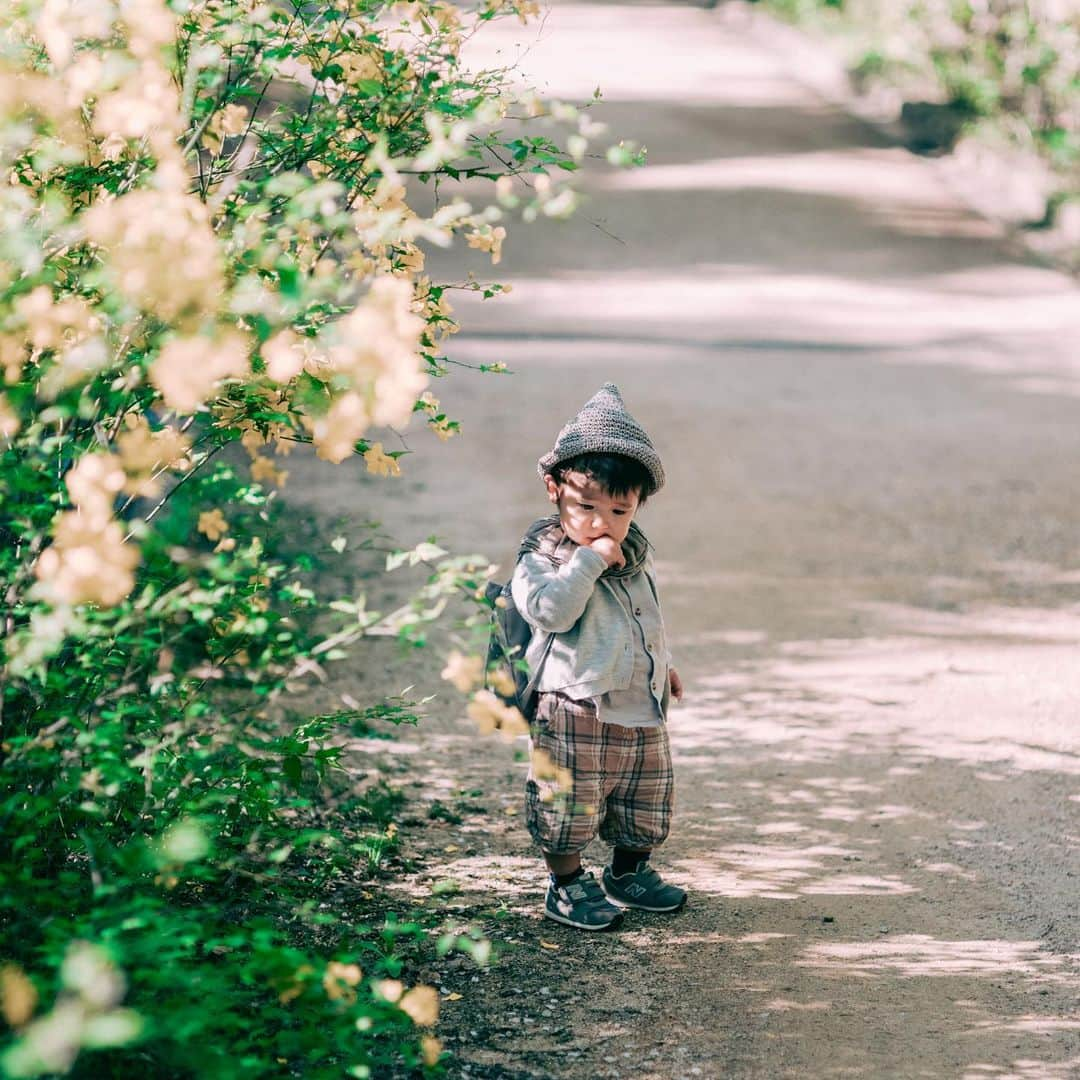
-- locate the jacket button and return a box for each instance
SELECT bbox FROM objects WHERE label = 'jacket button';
[634,607,642,616]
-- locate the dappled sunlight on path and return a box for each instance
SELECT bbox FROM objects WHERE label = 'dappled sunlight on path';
[672,602,1080,776]
[282,2,1080,1074]
[798,935,1072,982]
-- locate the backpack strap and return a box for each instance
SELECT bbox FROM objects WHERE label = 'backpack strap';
[518,625,554,720]
[484,576,552,719]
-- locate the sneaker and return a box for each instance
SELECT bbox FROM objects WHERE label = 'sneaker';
[602,862,687,912]
[544,870,625,930]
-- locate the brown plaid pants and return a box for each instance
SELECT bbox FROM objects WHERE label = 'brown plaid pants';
[525,692,675,855]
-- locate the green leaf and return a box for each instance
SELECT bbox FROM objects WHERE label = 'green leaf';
[283,756,303,787]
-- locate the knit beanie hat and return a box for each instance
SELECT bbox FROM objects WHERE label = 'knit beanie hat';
[537,382,665,493]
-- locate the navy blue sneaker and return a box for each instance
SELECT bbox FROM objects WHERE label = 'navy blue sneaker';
[545,870,624,930]
[602,862,687,912]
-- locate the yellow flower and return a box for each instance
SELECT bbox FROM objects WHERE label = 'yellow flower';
[35,512,139,607]
[420,1035,443,1067]
[500,707,529,738]
[430,417,457,442]
[84,184,224,322]
[466,691,500,736]
[395,247,425,276]
[151,333,249,414]
[517,0,541,23]
[211,103,248,138]
[121,0,177,61]
[239,428,268,459]
[39,336,110,399]
[429,2,462,34]
[34,0,114,68]
[327,961,362,986]
[465,225,507,265]
[262,330,306,383]
[318,275,427,428]
[198,509,229,542]
[344,250,375,277]
[0,395,20,439]
[92,61,181,153]
[12,287,103,401]
[466,690,528,738]
[311,392,369,464]
[399,985,439,1027]
[441,651,483,693]
[336,51,382,83]
[430,290,454,321]
[0,336,24,385]
[15,288,98,356]
[373,979,403,1003]
[116,417,191,497]
[363,442,401,478]
[98,132,127,161]
[531,748,573,792]
[322,961,363,1002]
[250,455,288,487]
[487,666,516,699]
[0,965,38,1027]
[65,453,125,520]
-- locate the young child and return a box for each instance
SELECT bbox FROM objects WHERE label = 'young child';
[511,383,685,930]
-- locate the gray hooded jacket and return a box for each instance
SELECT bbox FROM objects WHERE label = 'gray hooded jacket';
[510,516,671,716]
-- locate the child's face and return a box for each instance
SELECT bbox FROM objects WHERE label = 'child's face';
[544,470,640,548]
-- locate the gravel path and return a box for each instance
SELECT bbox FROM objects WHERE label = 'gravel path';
[286,3,1080,1075]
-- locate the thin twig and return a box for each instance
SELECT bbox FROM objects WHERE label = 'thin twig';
[124,444,224,539]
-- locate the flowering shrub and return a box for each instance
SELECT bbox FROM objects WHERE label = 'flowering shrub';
[0,0,630,1074]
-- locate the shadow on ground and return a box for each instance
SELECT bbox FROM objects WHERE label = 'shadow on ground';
[282,2,1080,1074]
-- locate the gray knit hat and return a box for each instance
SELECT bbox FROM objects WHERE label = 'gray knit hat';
[537,382,665,492]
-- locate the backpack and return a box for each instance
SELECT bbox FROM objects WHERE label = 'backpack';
[483,577,552,720]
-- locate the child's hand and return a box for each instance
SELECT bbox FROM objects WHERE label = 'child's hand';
[588,536,626,569]
[669,668,684,703]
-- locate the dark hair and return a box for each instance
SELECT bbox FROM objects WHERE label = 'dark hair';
[548,452,655,504]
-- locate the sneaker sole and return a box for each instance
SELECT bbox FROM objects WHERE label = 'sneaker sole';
[601,885,687,913]
[544,907,625,931]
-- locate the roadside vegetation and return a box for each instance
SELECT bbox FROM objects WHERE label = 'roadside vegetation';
[757,0,1078,228]
[0,1,637,1075]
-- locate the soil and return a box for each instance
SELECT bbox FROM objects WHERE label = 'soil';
[283,3,1080,1076]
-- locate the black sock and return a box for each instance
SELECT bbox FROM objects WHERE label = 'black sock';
[552,866,585,888]
[612,848,650,877]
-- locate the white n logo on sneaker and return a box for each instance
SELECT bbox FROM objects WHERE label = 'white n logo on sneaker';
[626,883,647,898]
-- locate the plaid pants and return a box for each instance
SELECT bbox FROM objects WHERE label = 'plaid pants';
[526,692,675,855]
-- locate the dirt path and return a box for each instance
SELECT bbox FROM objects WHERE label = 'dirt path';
[285,3,1080,1076]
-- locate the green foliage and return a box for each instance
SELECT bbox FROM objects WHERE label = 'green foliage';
[0,0,633,1074]
[1,464,486,1077]
[756,0,1079,185]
